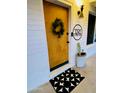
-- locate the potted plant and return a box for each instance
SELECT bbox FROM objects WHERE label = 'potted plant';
[77,43,86,56]
[76,43,86,67]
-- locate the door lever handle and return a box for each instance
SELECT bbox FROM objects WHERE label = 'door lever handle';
[67,41,69,43]
[66,32,69,35]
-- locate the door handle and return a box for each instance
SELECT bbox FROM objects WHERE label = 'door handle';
[66,32,69,35]
[67,41,69,43]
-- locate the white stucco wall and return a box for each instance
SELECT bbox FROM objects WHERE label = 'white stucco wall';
[27,0,50,91]
[27,0,96,91]
[68,0,96,65]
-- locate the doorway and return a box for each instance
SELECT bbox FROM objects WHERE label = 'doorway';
[43,0,69,71]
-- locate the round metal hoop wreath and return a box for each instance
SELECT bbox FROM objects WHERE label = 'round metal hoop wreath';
[72,24,83,41]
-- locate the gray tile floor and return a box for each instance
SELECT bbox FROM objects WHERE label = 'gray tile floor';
[29,55,96,93]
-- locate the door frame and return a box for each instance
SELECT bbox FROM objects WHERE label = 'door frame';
[43,0,72,72]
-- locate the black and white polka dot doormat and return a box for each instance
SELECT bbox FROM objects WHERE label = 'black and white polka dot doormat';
[50,68,85,93]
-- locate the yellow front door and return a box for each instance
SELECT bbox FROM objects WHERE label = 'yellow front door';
[43,1,69,71]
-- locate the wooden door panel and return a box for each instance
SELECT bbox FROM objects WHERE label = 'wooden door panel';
[43,1,68,70]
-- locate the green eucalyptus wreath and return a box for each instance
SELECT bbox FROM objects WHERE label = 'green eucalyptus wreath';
[52,18,64,38]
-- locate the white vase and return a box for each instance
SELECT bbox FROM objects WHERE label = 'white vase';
[76,55,86,67]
